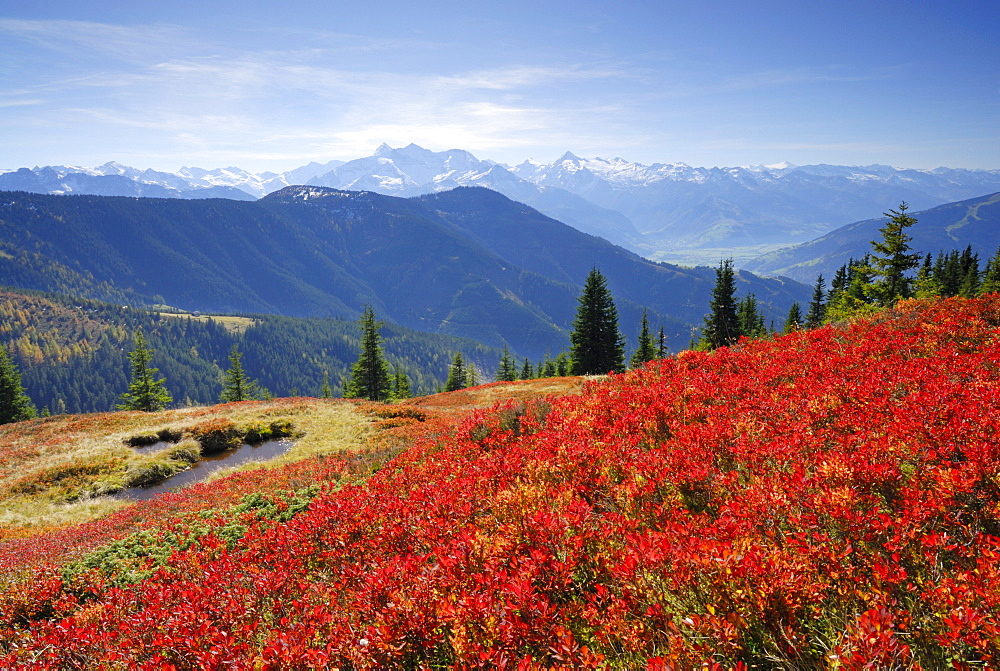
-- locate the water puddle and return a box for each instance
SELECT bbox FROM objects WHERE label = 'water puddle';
[116,439,295,501]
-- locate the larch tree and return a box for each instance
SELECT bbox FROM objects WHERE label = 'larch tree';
[119,330,172,412]
[569,268,625,375]
[344,306,392,402]
[0,347,35,424]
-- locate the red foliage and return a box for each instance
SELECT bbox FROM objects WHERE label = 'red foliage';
[3,296,1000,667]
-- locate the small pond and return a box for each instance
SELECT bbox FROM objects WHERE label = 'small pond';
[115,439,295,501]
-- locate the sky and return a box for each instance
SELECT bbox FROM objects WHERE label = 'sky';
[1,0,998,173]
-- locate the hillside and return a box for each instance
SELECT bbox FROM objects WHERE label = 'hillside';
[1,296,998,666]
[0,187,810,357]
[0,289,500,412]
[744,192,1000,282]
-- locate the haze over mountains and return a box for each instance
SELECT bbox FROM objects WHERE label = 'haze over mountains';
[5,144,999,267]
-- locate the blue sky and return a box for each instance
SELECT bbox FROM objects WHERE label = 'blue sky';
[1,0,997,172]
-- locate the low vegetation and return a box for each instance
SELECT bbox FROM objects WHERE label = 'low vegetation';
[0,296,997,667]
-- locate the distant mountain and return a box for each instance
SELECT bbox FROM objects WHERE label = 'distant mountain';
[7,145,997,264]
[0,187,809,358]
[742,192,1000,283]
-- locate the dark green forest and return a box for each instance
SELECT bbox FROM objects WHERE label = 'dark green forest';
[0,288,499,414]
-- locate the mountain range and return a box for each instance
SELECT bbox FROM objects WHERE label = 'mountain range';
[6,144,999,266]
[743,191,1000,283]
[0,186,809,359]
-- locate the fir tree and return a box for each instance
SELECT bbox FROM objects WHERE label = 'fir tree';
[495,345,517,382]
[220,345,264,403]
[701,258,741,349]
[554,352,569,376]
[981,246,1000,295]
[119,330,172,412]
[630,309,658,367]
[657,326,668,358]
[0,347,35,424]
[390,368,411,400]
[444,352,468,391]
[783,302,803,333]
[344,306,392,402]
[806,275,826,327]
[869,202,920,306]
[569,268,625,375]
[736,294,767,340]
[520,358,534,380]
[320,370,332,399]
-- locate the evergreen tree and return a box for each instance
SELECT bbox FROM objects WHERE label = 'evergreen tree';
[657,326,668,358]
[630,309,658,368]
[783,302,803,333]
[806,275,826,327]
[701,258,741,349]
[320,370,332,399]
[444,352,468,391]
[913,254,942,298]
[981,246,1000,295]
[520,358,534,380]
[495,345,517,382]
[736,294,767,340]
[220,345,264,403]
[0,347,35,424]
[119,330,172,412]
[868,202,920,306]
[390,368,411,400]
[569,268,625,375]
[344,306,392,402]
[554,352,569,376]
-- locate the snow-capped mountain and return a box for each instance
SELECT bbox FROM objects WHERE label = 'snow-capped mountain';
[4,145,999,266]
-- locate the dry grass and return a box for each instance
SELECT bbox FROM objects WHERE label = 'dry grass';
[157,311,257,334]
[0,398,373,531]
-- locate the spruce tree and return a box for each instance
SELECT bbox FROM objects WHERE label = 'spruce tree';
[657,326,668,358]
[390,368,411,400]
[344,306,392,402]
[520,358,534,380]
[701,258,741,349]
[320,370,332,399]
[119,330,172,412]
[569,268,625,375]
[444,352,468,391]
[869,202,920,306]
[806,275,826,327]
[0,348,35,424]
[736,294,767,340]
[220,345,264,403]
[495,345,517,382]
[981,246,1000,295]
[630,309,658,368]
[783,302,803,333]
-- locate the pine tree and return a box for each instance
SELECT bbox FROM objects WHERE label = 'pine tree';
[783,302,803,333]
[444,352,468,391]
[569,268,625,375]
[806,275,826,327]
[119,330,172,412]
[220,345,264,403]
[495,345,517,382]
[630,309,658,368]
[869,202,920,306]
[0,347,35,424]
[344,306,392,402]
[701,258,741,349]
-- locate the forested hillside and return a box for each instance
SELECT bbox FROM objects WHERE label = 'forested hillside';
[0,188,811,357]
[0,289,499,413]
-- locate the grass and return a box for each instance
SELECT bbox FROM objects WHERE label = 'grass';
[0,398,374,532]
[156,311,257,334]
